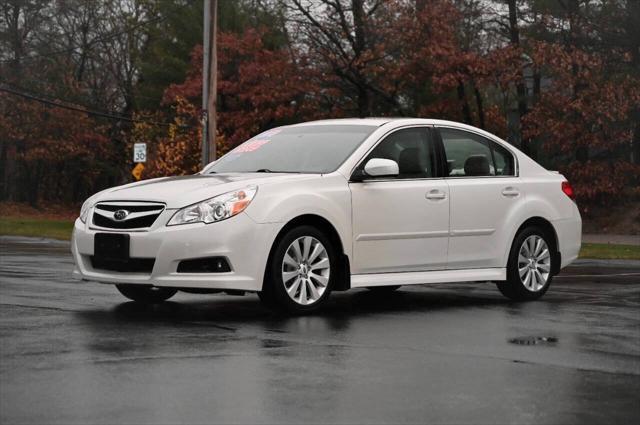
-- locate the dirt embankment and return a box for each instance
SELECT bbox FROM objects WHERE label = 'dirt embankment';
[581,201,640,235]
[0,202,78,220]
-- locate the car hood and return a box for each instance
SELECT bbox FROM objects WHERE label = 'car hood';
[94,173,317,208]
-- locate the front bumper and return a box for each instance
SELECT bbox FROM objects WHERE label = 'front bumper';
[71,210,281,291]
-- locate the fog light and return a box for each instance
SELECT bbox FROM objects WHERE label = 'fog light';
[177,257,232,273]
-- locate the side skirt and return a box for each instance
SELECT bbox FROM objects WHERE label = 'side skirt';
[351,268,507,288]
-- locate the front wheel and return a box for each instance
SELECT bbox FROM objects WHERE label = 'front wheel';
[259,225,336,314]
[496,226,554,301]
[116,284,177,304]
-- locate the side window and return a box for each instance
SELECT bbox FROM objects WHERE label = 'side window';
[439,128,495,177]
[492,142,515,176]
[361,128,435,179]
[439,128,516,177]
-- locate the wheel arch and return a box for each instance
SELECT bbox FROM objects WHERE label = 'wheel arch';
[511,216,561,275]
[263,214,351,292]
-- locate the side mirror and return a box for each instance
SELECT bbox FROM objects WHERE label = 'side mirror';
[364,158,399,178]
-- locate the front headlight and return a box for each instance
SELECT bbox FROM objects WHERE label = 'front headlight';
[167,186,258,226]
[79,199,93,223]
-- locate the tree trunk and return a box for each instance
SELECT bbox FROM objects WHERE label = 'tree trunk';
[632,110,640,165]
[356,84,370,118]
[75,24,90,82]
[207,0,218,161]
[507,0,530,157]
[9,3,23,73]
[0,141,11,200]
[457,81,473,125]
[472,80,485,129]
[533,67,541,102]
[627,0,640,164]
[352,0,370,116]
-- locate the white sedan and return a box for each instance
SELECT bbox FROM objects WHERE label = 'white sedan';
[72,118,582,313]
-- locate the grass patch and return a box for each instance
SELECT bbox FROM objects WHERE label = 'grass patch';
[579,243,640,260]
[0,217,74,241]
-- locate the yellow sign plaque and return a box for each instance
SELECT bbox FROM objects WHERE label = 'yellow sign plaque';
[132,163,145,181]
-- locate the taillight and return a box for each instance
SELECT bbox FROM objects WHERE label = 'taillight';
[562,181,575,201]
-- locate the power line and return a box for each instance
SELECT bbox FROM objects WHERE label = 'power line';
[10,77,165,103]
[0,83,195,129]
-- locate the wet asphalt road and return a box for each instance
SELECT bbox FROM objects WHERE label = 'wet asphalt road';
[0,236,639,424]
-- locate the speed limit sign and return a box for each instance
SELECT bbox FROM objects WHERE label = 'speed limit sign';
[133,143,147,163]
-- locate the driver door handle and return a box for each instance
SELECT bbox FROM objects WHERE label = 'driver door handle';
[426,190,446,200]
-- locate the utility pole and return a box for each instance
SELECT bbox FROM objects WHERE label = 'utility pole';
[201,0,218,168]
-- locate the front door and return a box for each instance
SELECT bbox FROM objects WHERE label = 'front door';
[350,127,449,274]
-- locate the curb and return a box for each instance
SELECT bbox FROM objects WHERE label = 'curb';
[571,258,640,268]
[0,235,70,246]
[582,234,640,246]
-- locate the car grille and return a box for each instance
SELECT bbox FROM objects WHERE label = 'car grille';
[90,256,155,273]
[92,201,165,230]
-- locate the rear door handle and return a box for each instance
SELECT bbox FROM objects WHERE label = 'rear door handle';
[426,190,446,200]
[502,187,520,197]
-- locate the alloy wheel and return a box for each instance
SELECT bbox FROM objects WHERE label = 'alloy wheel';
[518,235,551,292]
[281,236,330,305]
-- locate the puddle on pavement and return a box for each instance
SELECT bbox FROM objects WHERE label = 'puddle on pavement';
[508,336,558,346]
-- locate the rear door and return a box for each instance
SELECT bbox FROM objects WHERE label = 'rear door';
[436,126,523,269]
[349,126,449,274]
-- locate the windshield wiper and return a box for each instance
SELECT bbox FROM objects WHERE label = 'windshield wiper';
[253,169,305,173]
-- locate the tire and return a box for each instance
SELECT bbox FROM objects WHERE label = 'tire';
[496,226,555,301]
[366,285,401,293]
[259,225,337,314]
[116,284,177,304]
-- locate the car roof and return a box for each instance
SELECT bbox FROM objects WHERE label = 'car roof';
[288,117,489,128]
[291,118,400,127]
[291,118,512,142]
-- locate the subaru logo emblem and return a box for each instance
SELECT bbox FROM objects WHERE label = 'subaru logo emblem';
[113,209,129,221]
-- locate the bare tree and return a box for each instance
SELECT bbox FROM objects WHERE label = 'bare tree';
[282,0,401,117]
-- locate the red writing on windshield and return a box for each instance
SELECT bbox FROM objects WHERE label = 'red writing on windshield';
[235,139,269,153]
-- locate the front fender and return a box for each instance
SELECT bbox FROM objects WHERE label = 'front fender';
[244,174,352,259]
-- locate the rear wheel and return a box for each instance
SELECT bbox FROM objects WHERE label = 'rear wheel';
[497,226,554,301]
[116,284,177,303]
[259,225,336,314]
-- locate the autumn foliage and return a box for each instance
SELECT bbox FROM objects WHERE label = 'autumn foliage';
[523,41,640,202]
[1,0,638,208]
[0,86,112,204]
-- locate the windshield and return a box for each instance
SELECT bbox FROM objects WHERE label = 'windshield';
[205,125,377,174]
